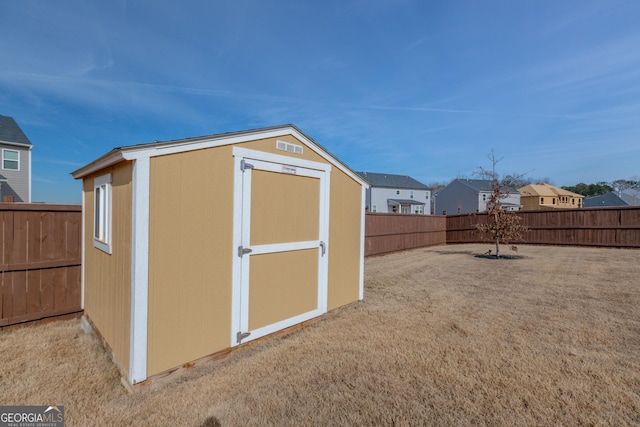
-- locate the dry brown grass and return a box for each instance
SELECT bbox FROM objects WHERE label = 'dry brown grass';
[1,244,639,426]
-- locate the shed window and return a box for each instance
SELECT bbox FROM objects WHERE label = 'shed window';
[2,149,19,171]
[93,174,112,254]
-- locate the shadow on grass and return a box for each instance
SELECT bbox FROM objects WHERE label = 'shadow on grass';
[200,416,221,427]
[474,254,525,260]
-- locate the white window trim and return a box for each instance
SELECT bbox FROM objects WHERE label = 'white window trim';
[93,173,112,254]
[2,149,20,171]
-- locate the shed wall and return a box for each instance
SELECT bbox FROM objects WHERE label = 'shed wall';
[146,135,363,376]
[237,136,362,309]
[147,146,234,376]
[83,161,133,374]
[327,170,362,309]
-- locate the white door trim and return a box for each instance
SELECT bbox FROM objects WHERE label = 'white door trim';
[231,147,330,347]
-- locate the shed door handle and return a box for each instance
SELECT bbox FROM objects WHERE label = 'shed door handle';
[319,241,326,256]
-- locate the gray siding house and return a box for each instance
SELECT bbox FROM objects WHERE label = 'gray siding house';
[436,178,520,215]
[0,115,32,202]
[357,171,431,214]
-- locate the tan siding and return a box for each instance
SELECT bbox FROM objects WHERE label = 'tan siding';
[147,146,234,376]
[327,167,363,310]
[83,161,133,374]
[249,249,318,330]
[250,171,320,245]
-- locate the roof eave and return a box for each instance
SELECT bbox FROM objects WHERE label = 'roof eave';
[0,140,33,149]
[71,125,370,188]
[71,149,126,179]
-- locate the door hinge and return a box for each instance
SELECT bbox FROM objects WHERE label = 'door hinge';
[236,331,251,344]
[240,159,254,172]
[238,245,253,257]
[319,241,326,256]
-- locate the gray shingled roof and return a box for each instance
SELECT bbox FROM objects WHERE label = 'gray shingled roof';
[584,192,629,207]
[0,115,32,145]
[356,172,428,189]
[455,178,517,193]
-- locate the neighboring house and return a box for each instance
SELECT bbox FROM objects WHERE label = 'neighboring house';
[519,183,583,210]
[583,192,629,208]
[620,188,640,206]
[0,115,32,202]
[435,178,521,215]
[357,171,431,214]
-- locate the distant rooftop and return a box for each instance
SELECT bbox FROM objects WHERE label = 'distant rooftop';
[0,115,32,146]
[519,183,583,198]
[357,172,429,190]
[453,178,517,193]
[583,192,628,208]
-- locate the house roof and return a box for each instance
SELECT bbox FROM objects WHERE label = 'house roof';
[0,115,32,146]
[453,178,517,194]
[519,183,583,198]
[620,189,640,206]
[71,124,369,188]
[583,192,629,208]
[356,172,428,190]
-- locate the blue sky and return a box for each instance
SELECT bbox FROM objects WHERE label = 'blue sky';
[1,0,639,204]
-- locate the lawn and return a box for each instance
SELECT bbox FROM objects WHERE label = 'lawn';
[1,244,639,426]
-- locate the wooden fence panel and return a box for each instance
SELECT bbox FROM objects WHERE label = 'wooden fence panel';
[0,204,82,329]
[365,213,447,256]
[445,207,640,247]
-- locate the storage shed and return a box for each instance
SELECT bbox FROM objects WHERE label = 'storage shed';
[71,125,368,390]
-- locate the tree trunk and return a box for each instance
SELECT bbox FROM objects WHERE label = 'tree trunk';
[495,237,500,258]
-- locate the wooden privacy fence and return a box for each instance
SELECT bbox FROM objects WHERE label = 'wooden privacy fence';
[365,213,447,256]
[0,204,82,329]
[447,206,640,247]
[366,207,640,256]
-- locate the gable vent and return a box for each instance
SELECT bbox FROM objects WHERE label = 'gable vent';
[276,140,303,155]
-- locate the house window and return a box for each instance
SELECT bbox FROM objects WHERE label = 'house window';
[415,205,424,214]
[552,198,556,205]
[410,191,414,199]
[396,190,400,195]
[2,149,19,171]
[371,204,377,213]
[93,174,112,254]
[541,197,544,204]
[425,193,429,199]
[483,194,487,201]
[572,199,575,205]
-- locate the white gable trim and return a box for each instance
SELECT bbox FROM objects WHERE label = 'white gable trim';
[72,126,369,189]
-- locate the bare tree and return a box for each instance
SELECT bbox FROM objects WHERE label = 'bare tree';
[475,151,528,258]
